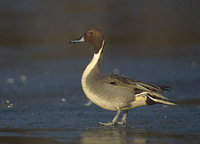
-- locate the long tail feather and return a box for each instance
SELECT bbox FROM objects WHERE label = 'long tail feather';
[148,95,176,105]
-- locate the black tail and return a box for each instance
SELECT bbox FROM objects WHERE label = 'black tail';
[147,95,176,105]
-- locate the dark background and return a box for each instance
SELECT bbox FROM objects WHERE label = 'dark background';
[1,0,200,57]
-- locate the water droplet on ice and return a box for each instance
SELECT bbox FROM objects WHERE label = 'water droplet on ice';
[20,75,27,82]
[61,98,66,102]
[7,78,14,84]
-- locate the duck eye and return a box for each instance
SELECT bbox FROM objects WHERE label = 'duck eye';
[89,32,93,35]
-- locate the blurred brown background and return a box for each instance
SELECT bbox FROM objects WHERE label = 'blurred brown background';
[0,0,199,59]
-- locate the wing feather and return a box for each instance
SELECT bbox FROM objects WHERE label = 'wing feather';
[102,74,176,105]
[102,74,168,92]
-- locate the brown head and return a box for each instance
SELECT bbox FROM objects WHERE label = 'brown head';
[70,29,105,54]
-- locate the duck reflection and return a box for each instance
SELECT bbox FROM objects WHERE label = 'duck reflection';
[81,126,200,144]
[81,127,146,144]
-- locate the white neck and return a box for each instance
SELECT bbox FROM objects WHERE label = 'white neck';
[81,40,105,81]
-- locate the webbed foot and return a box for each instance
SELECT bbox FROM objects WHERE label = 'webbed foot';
[117,121,126,125]
[98,122,117,126]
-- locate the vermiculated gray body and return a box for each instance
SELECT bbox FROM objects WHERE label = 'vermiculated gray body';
[84,73,136,111]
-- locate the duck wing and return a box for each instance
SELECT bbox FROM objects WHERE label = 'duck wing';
[103,74,168,92]
[102,74,175,105]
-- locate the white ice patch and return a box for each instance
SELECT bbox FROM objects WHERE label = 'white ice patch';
[20,75,27,82]
[7,78,14,84]
[61,98,66,102]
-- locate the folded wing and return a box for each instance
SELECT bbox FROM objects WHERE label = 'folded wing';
[103,74,176,105]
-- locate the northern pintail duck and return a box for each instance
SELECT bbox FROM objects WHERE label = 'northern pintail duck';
[70,29,176,126]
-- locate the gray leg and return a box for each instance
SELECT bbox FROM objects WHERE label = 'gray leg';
[112,110,121,124]
[117,110,128,125]
[99,110,121,126]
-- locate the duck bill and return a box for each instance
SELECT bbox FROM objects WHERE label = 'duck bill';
[69,36,85,43]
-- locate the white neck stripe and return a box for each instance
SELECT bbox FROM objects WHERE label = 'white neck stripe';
[82,40,105,79]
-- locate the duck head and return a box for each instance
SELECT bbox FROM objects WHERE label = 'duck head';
[70,29,105,54]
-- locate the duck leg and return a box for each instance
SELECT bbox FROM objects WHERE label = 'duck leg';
[99,110,121,126]
[117,110,128,125]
